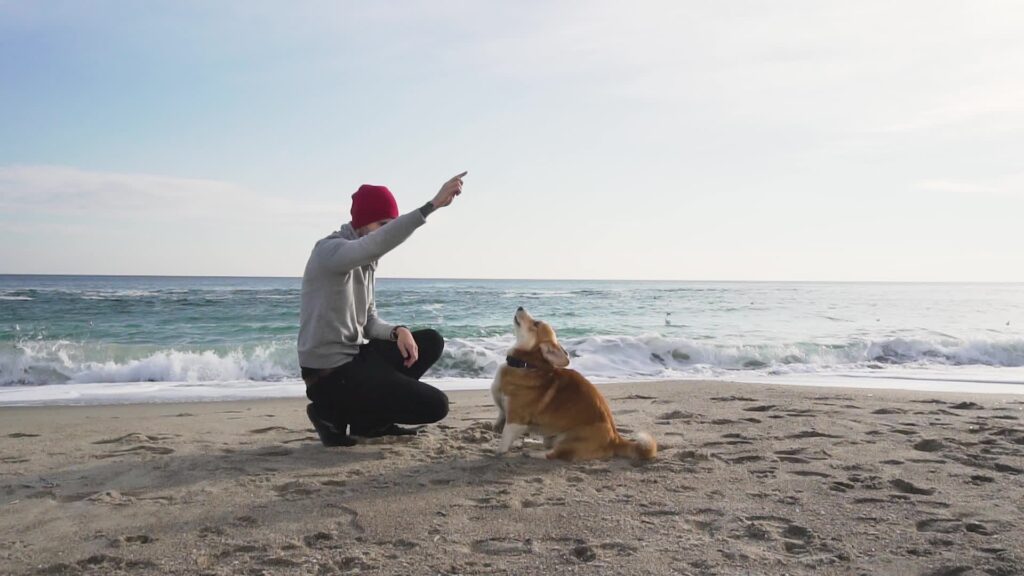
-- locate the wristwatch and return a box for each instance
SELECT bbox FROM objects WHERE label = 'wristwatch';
[390,326,408,341]
[419,201,436,218]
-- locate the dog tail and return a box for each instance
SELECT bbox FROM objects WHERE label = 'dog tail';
[612,432,657,461]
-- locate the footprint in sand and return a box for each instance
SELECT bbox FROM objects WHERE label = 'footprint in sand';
[658,410,698,421]
[913,439,946,452]
[458,425,495,444]
[730,454,765,465]
[86,490,135,505]
[788,470,832,478]
[92,433,174,445]
[889,479,937,496]
[847,474,885,490]
[994,461,1023,474]
[987,426,1019,444]
[254,446,293,457]
[964,521,994,536]
[829,481,856,492]
[303,532,333,549]
[948,453,1023,475]
[781,524,815,555]
[923,567,973,576]
[597,541,638,556]
[260,556,302,568]
[381,538,419,550]
[248,426,291,434]
[281,435,319,444]
[785,430,842,439]
[990,413,1020,421]
[233,515,259,527]
[462,496,510,510]
[6,432,40,438]
[95,445,175,459]
[273,480,321,499]
[37,554,157,573]
[750,467,778,479]
[519,494,570,508]
[570,543,597,562]
[710,395,757,402]
[907,458,947,464]
[916,518,962,534]
[471,538,534,556]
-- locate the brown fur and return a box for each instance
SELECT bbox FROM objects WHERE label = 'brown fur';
[494,309,657,462]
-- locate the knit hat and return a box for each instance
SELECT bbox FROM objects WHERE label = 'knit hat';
[350,184,399,229]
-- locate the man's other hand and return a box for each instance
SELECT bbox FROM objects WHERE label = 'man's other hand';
[396,327,419,368]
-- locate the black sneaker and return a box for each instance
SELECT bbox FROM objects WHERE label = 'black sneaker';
[349,423,423,439]
[306,403,356,447]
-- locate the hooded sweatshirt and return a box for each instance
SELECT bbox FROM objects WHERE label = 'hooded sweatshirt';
[297,209,427,369]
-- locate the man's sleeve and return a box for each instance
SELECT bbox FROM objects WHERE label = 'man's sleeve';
[316,209,427,273]
[364,296,396,341]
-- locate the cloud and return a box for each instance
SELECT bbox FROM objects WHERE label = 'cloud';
[0,165,339,226]
[916,174,1024,199]
[875,86,1024,134]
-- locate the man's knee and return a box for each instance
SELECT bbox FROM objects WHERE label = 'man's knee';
[415,329,445,363]
[425,388,450,423]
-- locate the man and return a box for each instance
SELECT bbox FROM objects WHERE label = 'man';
[298,172,466,446]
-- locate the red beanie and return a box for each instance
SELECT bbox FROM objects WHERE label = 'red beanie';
[350,184,399,229]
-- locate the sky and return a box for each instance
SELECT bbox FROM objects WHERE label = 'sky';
[1,1,1022,281]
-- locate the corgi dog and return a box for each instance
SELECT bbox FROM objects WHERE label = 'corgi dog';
[491,307,656,462]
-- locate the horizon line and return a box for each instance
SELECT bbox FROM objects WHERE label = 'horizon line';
[0,273,1022,284]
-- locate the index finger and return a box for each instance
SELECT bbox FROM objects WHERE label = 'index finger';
[450,171,468,181]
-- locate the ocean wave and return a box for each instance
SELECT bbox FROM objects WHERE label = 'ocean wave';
[432,334,1024,379]
[3,334,1023,386]
[0,340,297,386]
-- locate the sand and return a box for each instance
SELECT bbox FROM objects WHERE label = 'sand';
[1,380,1022,575]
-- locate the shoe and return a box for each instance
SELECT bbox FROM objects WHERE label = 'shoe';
[349,423,423,439]
[306,403,356,447]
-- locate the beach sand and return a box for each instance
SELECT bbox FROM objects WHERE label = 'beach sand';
[1,380,1022,575]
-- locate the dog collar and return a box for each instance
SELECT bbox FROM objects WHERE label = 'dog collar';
[506,356,536,369]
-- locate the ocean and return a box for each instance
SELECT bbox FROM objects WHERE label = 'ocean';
[2,275,1023,405]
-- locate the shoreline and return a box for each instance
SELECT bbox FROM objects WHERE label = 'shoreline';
[2,374,1023,408]
[2,379,1022,574]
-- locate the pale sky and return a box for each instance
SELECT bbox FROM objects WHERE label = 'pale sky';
[1,1,1022,281]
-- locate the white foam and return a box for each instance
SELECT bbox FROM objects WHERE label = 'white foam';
[435,334,1024,380]
[3,333,1023,405]
[0,341,296,386]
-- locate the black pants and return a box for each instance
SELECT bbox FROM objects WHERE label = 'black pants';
[301,329,449,433]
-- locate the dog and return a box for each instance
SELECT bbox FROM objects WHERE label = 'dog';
[491,307,657,462]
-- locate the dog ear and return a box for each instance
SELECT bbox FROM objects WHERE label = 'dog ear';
[540,342,570,368]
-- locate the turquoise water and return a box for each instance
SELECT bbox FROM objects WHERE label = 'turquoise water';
[2,275,1023,403]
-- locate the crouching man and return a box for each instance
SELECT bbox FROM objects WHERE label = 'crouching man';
[297,172,466,446]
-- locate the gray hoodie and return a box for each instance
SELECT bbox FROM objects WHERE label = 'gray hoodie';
[297,209,427,369]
